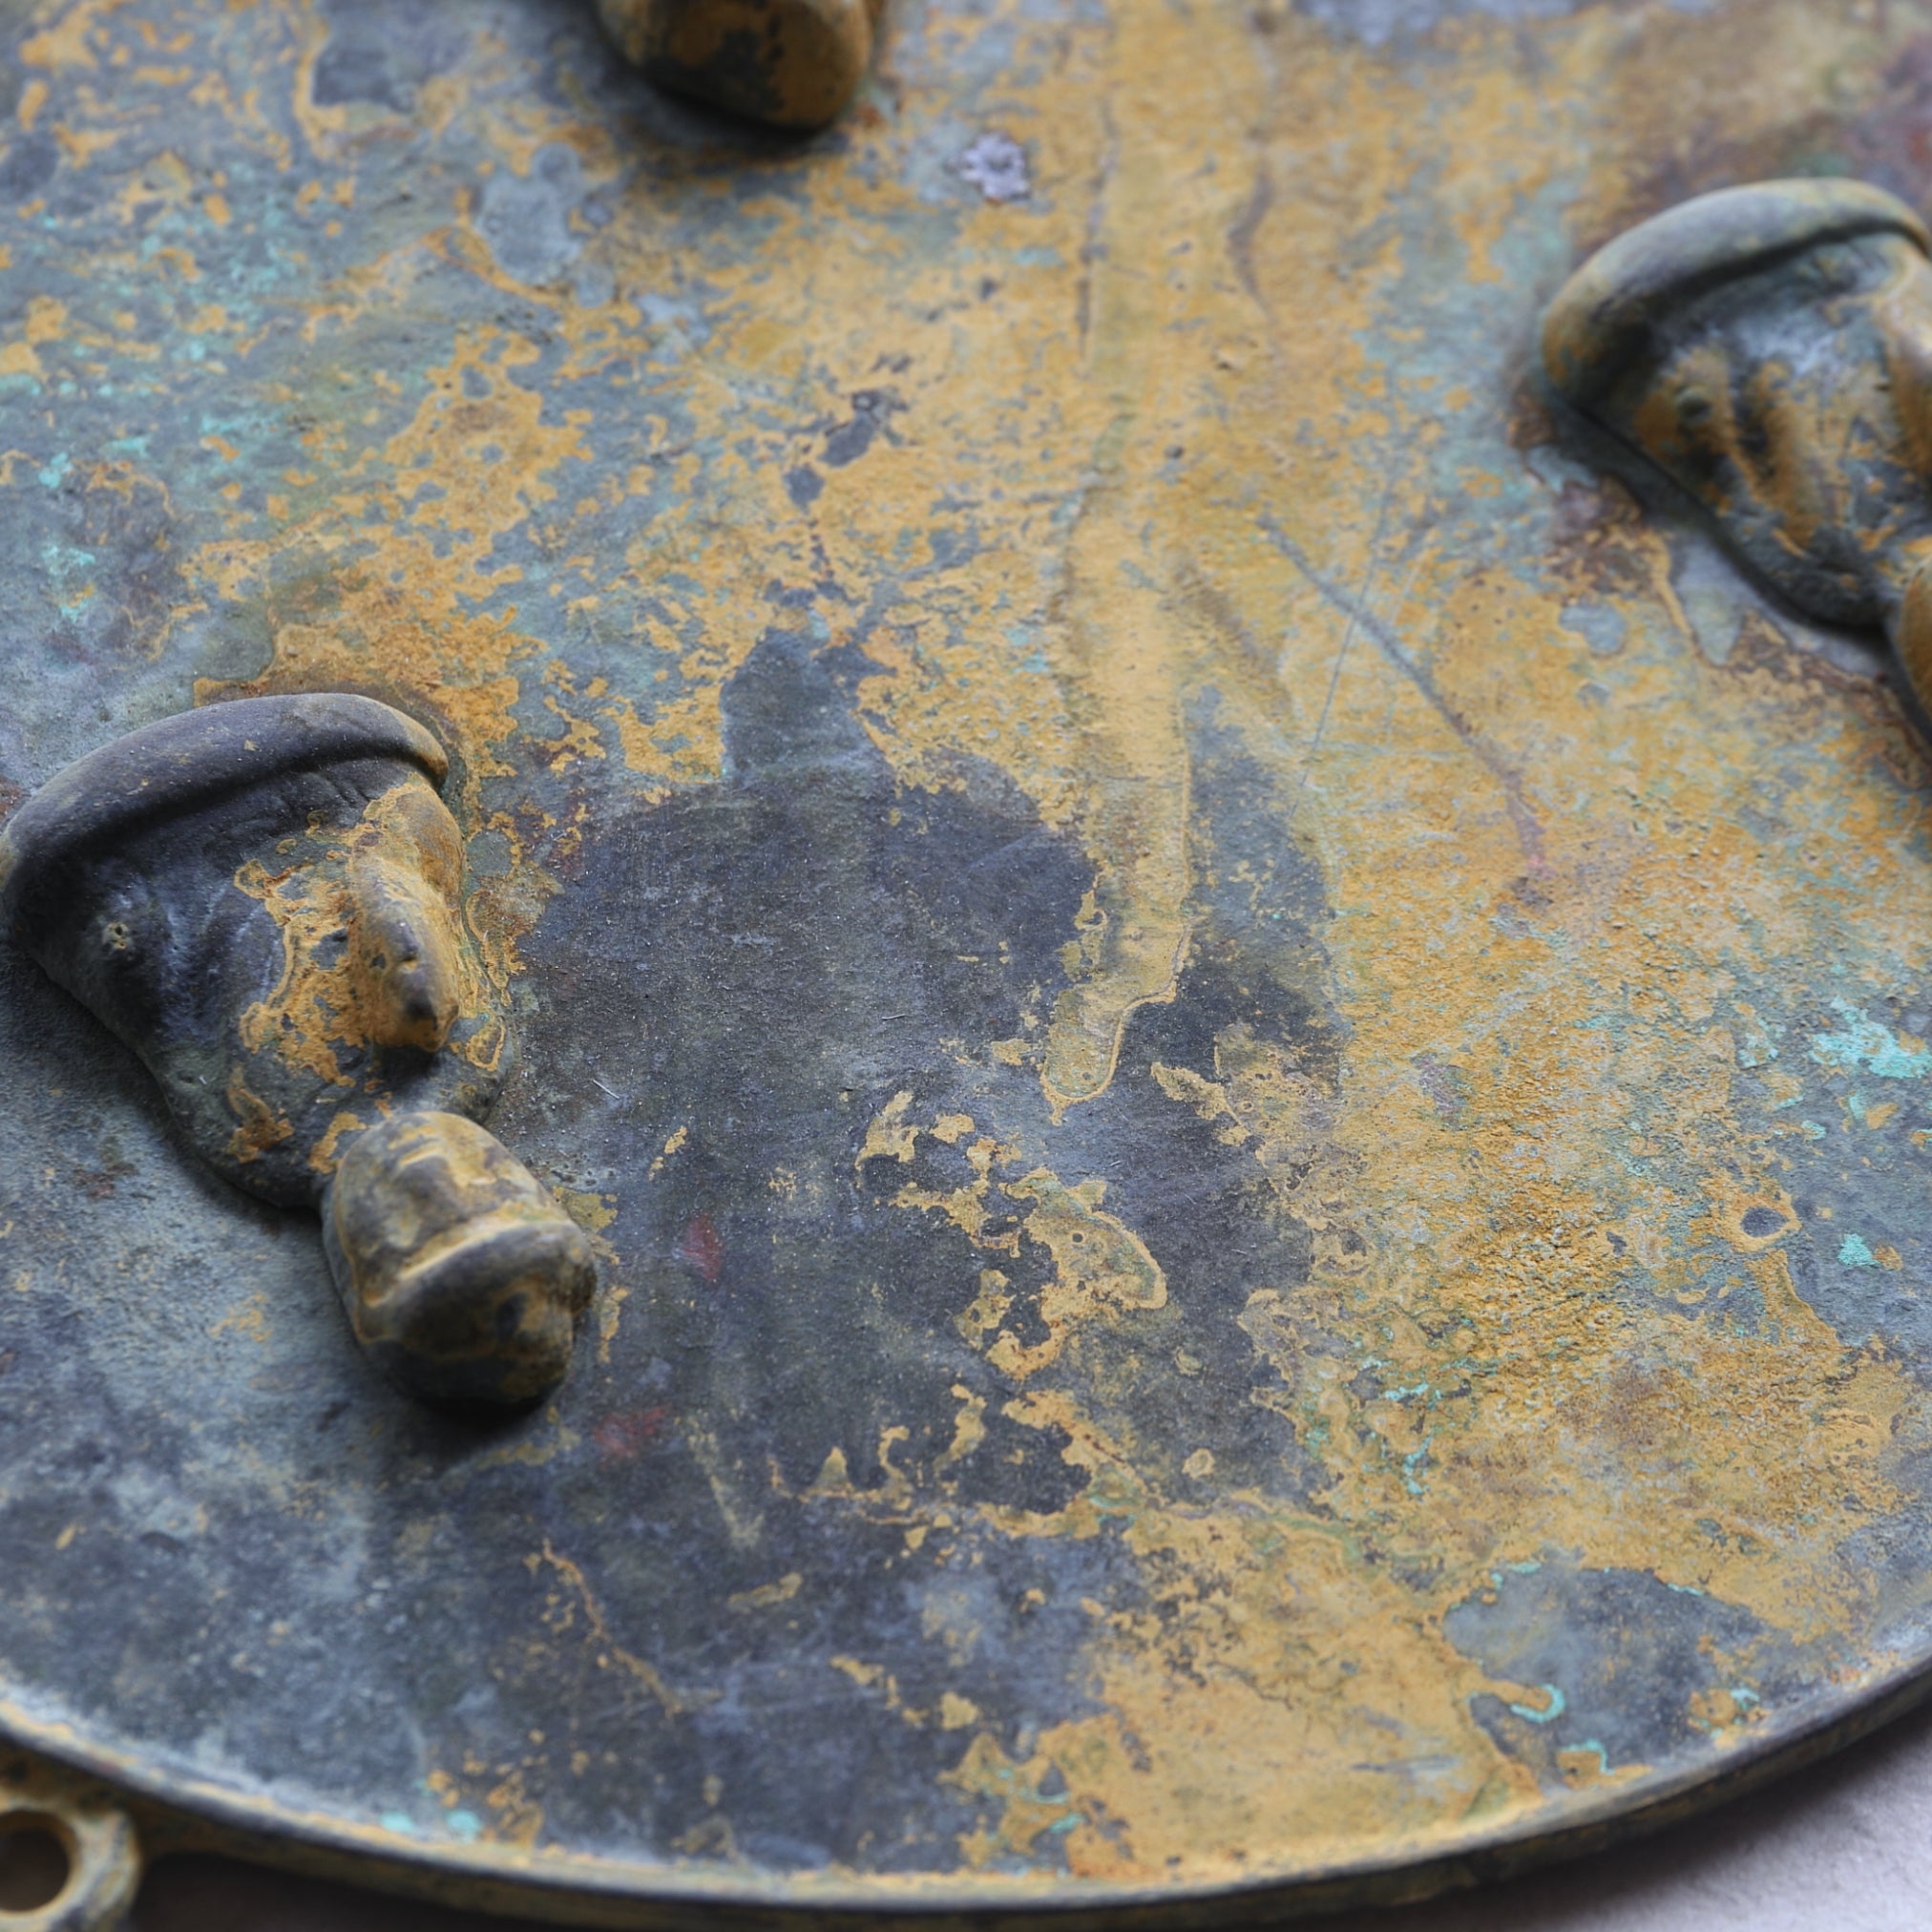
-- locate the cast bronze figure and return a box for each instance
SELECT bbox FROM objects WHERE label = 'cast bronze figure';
[1543,178,1932,719]
[0,694,595,1413]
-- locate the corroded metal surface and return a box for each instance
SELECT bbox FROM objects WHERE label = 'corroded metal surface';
[7,0,1932,1921]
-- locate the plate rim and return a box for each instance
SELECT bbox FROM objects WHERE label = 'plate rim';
[6,1644,1930,1924]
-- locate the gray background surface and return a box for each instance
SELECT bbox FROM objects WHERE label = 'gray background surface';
[102,1691,1932,1930]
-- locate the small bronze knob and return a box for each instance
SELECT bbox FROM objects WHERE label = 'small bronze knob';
[0,694,597,1415]
[345,840,466,1054]
[596,0,886,132]
[326,1112,597,1411]
[1542,178,1932,719]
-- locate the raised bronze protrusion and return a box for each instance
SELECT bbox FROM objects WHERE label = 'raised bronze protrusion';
[596,0,884,132]
[0,694,596,1413]
[1542,178,1932,715]
[327,1112,596,1411]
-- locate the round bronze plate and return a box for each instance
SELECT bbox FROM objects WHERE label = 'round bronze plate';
[7,0,1932,1922]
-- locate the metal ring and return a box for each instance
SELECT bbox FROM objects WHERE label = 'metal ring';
[0,1760,141,1932]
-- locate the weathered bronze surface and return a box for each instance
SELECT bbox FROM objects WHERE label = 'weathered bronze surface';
[0,694,597,1410]
[8,0,1932,1923]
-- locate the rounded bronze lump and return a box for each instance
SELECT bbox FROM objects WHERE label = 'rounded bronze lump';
[1542,177,1932,717]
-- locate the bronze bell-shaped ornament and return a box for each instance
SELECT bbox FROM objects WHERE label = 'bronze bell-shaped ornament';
[1542,178,1932,718]
[0,694,596,1414]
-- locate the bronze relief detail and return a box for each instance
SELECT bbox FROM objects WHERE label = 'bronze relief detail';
[1544,178,1932,718]
[0,694,596,1413]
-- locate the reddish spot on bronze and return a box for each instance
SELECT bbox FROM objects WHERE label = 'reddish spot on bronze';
[676,1212,724,1283]
[594,1406,673,1460]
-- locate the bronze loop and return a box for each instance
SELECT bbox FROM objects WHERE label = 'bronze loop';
[0,1762,140,1932]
